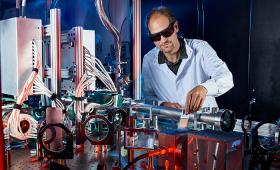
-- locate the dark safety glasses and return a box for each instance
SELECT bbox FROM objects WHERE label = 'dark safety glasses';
[148,21,175,42]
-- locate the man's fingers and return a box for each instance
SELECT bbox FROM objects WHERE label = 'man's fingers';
[193,95,206,112]
[174,103,182,109]
[198,96,206,110]
[186,85,208,113]
[189,92,200,113]
[189,94,196,112]
[192,96,201,112]
[185,93,192,113]
[162,102,182,109]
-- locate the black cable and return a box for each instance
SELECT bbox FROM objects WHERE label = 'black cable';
[122,147,171,170]
[50,93,57,100]
[242,115,252,134]
[119,17,127,36]
[13,103,22,110]
[74,97,85,101]
[122,153,149,170]
[109,109,127,126]
[196,0,204,39]
[246,0,255,128]
[32,68,39,73]
[243,0,254,158]
[247,0,253,94]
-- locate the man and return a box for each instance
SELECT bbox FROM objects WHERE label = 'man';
[142,6,234,113]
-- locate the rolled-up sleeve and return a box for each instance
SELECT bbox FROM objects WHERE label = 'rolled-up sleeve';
[199,42,234,97]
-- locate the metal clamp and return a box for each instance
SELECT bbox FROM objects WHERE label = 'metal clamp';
[38,123,73,159]
[82,114,114,145]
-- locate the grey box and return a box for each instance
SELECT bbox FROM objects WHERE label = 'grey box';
[0,17,42,96]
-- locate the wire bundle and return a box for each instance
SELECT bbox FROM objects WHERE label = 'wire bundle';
[83,47,118,107]
[84,47,117,92]
[34,76,72,129]
[75,73,95,120]
[7,43,41,140]
[74,46,118,119]
[19,114,38,139]
[33,76,64,110]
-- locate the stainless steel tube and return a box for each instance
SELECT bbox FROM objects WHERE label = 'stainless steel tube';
[50,8,61,96]
[131,104,182,120]
[131,104,236,131]
[198,114,222,124]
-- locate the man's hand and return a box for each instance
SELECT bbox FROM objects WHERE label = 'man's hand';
[160,102,182,109]
[185,85,208,113]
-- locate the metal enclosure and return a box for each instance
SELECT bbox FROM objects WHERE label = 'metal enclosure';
[0,17,42,96]
[158,129,190,169]
[187,130,243,170]
[60,28,95,94]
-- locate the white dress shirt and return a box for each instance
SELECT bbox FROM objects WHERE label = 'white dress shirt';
[142,38,234,108]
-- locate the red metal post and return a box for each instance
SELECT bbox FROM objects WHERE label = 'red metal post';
[0,70,5,169]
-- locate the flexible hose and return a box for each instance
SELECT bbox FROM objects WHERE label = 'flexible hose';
[95,0,122,82]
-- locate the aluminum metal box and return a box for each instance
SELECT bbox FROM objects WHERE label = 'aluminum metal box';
[187,130,243,170]
[0,17,42,96]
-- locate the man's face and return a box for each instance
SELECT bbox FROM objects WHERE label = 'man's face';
[148,14,179,54]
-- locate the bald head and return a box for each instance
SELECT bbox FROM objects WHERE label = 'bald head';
[146,6,176,33]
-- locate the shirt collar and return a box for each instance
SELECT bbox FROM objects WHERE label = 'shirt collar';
[158,36,188,64]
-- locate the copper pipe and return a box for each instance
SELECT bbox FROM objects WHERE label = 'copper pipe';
[73,27,85,147]
[4,150,11,170]
[132,0,142,99]
[147,157,153,169]
[128,117,135,170]
[0,83,4,170]
[50,8,61,98]
[74,27,84,122]
[16,0,21,9]
[74,27,84,87]
[36,140,42,160]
